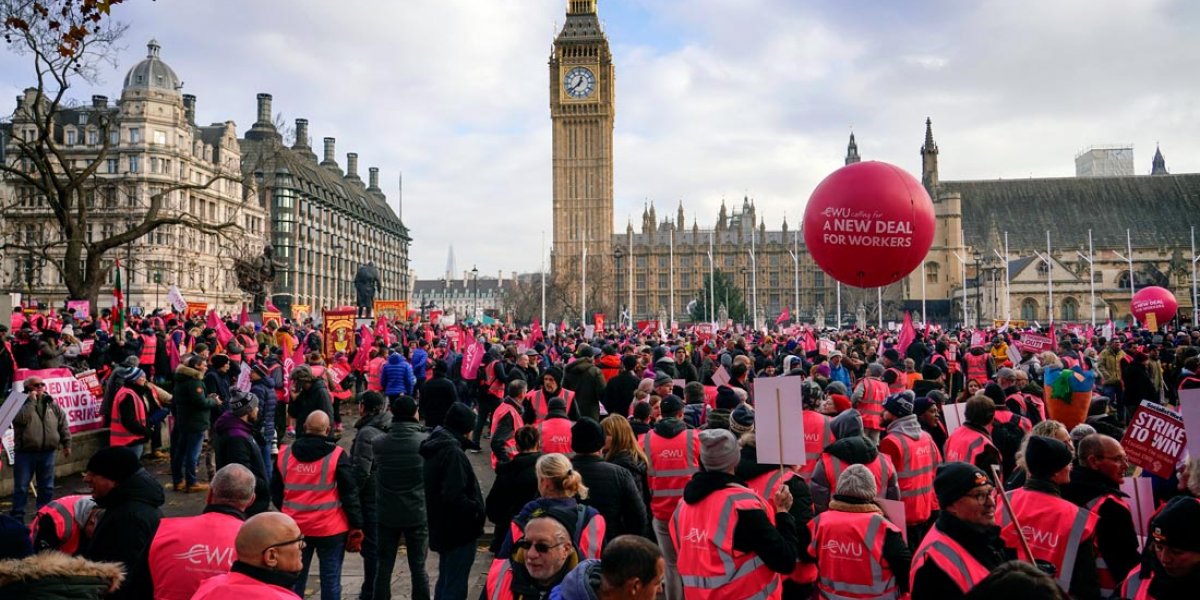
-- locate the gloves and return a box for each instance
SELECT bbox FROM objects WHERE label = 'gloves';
[346,529,364,553]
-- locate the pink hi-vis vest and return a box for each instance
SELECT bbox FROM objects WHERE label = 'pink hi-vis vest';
[998,487,1097,591]
[798,411,835,480]
[818,453,897,501]
[747,470,817,585]
[190,571,302,600]
[148,511,243,600]
[641,428,701,521]
[858,378,888,431]
[910,522,992,595]
[881,430,941,524]
[1086,494,1134,597]
[943,426,996,466]
[277,444,350,537]
[537,417,573,455]
[524,388,575,423]
[670,486,782,600]
[490,401,525,469]
[808,511,901,600]
[110,386,148,448]
[30,494,88,555]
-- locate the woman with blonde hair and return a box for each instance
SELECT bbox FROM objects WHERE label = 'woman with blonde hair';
[496,453,607,561]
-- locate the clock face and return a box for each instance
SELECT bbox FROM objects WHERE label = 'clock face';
[563,66,596,99]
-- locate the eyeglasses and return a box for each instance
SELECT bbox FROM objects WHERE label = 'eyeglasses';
[515,538,566,554]
[964,487,997,504]
[28,383,45,389]
[1099,454,1128,464]
[262,535,305,554]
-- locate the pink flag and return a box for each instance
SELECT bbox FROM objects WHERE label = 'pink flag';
[207,310,234,348]
[166,335,182,372]
[461,341,484,380]
[352,325,374,371]
[532,319,543,342]
[802,328,817,353]
[238,304,250,327]
[265,299,279,313]
[775,307,790,325]
[375,316,392,346]
[289,343,306,374]
[896,312,916,355]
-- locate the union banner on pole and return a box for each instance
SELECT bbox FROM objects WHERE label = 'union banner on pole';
[323,308,358,361]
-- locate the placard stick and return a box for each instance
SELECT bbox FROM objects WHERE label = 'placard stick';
[990,464,1035,564]
[776,389,784,474]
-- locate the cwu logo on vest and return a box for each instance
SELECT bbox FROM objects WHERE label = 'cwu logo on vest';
[1020,525,1059,549]
[660,448,684,460]
[805,433,821,443]
[914,445,931,457]
[682,527,707,545]
[821,540,865,559]
[550,435,569,444]
[294,462,320,474]
[174,543,235,568]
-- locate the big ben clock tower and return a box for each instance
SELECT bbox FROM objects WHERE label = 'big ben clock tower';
[550,0,614,320]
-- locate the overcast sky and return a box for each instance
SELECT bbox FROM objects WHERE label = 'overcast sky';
[2,0,1197,280]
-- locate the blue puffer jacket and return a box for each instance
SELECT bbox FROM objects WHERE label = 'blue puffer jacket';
[411,348,428,382]
[380,353,415,397]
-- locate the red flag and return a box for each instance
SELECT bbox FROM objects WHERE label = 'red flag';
[802,328,817,353]
[461,341,484,380]
[896,312,916,355]
[206,310,234,348]
[289,343,306,374]
[352,325,374,371]
[238,304,249,327]
[375,316,392,346]
[775,307,790,325]
[532,319,543,342]
[265,299,279,313]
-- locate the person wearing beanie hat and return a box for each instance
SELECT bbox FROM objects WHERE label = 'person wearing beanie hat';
[492,379,530,468]
[913,462,1016,599]
[642,390,700,600]
[603,354,642,422]
[879,389,942,545]
[528,367,579,423]
[83,445,165,600]
[211,391,271,514]
[569,418,648,542]
[110,364,155,459]
[807,464,911,597]
[538,397,574,455]
[913,363,945,399]
[419,401,486,600]
[852,363,890,443]
[671,429,802,600]
[944,395,1002,474]
[997,435,1100,598]
[371,394,432,600]
[1119,497,1200,597]
[809,408,902,513]
[730,404,755,437]
[563,343,606,421]
[286,362,334,440]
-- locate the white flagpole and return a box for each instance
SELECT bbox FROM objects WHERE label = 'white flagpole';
[669,229,675,327]
[1047,230,1053,327]
[1076,230,1095,328]
[708,233,715,326]
[628,232,633,327]
[540,231,546,326]
[750,228,758,329]
[1193,226,1198,327]
[581,242,587,326]
[953,251,968,328]
[792,231,800,320]
[1114,228,1135,327]
[836,282,842,330]
[877,286,883,329]
[920,261,927,325]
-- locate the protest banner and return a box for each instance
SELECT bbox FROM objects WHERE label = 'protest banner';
[818,338,836,356]
[79,339,94,356]
[1119,476,1155,551]
[322,308,358,360]
[712,365,731,387]
[1121,400,1186,479]
[373,300,409,319]
[1178,388,1200,459]
[166,285,188,313]
[461,341,484,380]
[291,304,312,322]
[74,369,103,400]
[969,331,985,347]
[753,376,806,466]
[66,299,89,319]
[594,314,605,331]
[584,325,595,338]
[184,302,208,320]
[13,368,104,434]
[1016,334,1054,353]
[262,310,282,329]
[0,390,28,463]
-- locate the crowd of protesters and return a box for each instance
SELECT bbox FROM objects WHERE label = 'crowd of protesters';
[2,304,1200,599]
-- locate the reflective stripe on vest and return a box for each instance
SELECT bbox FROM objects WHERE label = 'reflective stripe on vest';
[909,527,991,594]
[485,362,505,398]
[110,387,147,447]
[487,559,514,600]
[1119,569,1152,600]
[643,429,701,519]
[490,401,525,469]
[526,388,575,423]
[277,444,349,536]
[885,432,938,522]
[537,418,573,455]
[148,512,242,600]
[33,495,85,554]
[799,411,835,479]
[998,488,1095,590]
[809,512,899,600]
[140,333,157,364]
[944,427,994,465]
[965,353,988,384]
[821,454,893,499]
[670,487,782,600]
[1085,493,1133,595]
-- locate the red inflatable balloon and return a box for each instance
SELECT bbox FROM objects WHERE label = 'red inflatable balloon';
[803,161,936,288]
[1131,286,1178,327]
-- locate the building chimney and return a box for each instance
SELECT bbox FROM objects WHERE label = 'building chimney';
[293,118,309,148]
[345,152,361,182]
[181,94,195,123]
[367,167,380,191]
[255,93,273,126]
[92,95,108,109]
[321,137,339,169]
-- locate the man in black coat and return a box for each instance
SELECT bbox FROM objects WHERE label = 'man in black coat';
[1062,434,1140,596]
[212,391,271,515]
[569,418,647,542]
[349,391,393,600]
[419,403,485,600]
[83,447,165,600]
[603,354,641,418]
[372,394,430,600]
[419,360,458,430]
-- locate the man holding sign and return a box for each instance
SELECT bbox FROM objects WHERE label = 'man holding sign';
[9,376,72,519]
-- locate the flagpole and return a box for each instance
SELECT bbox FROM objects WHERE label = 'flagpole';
[750,228,758,329]
[1192,226,1198,327]
[877,287,883,329]
[669,228,675,327]
[708,233,715,326]
[792,231,800,321]
[1114,228,1135,327]
[628,232,634,327]
[920,261,927,326]
[1047,230,1053,328]
[836,282,842,330]
[581,242,587,327]
[1088,229,1095,327]
[953,251,968,328]
[540,231,546,327]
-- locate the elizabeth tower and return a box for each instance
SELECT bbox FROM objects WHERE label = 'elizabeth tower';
[550,0,615,319]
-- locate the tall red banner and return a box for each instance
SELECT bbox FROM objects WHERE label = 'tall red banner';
[323,308,358,361]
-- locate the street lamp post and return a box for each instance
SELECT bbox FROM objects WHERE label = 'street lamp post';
[973,252,982,329]
[471,265,479,322]
[154,270,162,311]
[613,247,624,326]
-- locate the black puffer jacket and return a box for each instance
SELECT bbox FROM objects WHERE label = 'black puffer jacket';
[486,451,542,551]
[373,418,430,529]
[420,426,485,551]
[84,468,165,600]
[350,411,392,515]
[572,454,647,542]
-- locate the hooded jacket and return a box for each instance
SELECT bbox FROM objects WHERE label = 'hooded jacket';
[563,356,605,421]
[381,353,415,396]
[549,559,601,600]
[486,451,542,551]
[84,469,165,600]
[350,410,392,514]
[810,409,901,512]
[287,377,334,426]
[270,433,362,529]
[419,426,485,551]
[680,471,799,575]
[419,372,458,429]
[373,418,429,529]
[597,353,622,382]
[212,411,271,515]
[173,365,217,434]
[0,552,125,600]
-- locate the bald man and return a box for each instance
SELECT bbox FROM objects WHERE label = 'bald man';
[190,512,305,599]
[271,411,362,600]
[1063,434,1141,597]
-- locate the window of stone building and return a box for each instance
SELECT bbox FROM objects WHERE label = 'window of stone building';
[770,273,779,287]
[681,273,691,288]
[725,255,734,267]
[814,271,825,288]
[1061,298,1078,322]
[78,113,87,125]
[658,274,668,288]
[128,155,140,173]
[636,256,646,268]
[637,274,646,289]
[154,130,166,145]
[150,157,160,173]
[87,130,98,145]
[1020,298,1039,321]
[109,130,119,146]
[658,256,667,268]
[926,262,939,284]
[129,127,140,143]
[66,129,76,145]
[107,158,118,174]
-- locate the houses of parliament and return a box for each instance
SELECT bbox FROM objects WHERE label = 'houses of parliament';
[550,0,1200,327]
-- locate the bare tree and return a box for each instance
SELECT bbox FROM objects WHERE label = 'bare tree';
[0,0,249,303]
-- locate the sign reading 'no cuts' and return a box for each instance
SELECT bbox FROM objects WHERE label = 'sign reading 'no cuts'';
[1121,401,1186,479]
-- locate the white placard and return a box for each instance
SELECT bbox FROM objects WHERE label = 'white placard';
[943,401,968,434]
[712,365,731,387]
[166,285,188,313]
[753,376,807,466]
[584,325,595,339]
[1119,476,1155,551]
[818,339,836,356]
[878,497,908,542]
[0,390,27,465]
